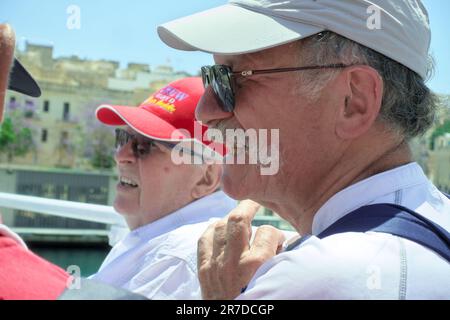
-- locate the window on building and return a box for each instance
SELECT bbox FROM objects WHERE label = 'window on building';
[43,100,50,112]
[63,103,70,121]
[8,96,18,110]
[41,129,48,143]
[24,100,35,118]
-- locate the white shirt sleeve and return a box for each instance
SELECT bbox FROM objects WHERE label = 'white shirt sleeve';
[126,254,201,300]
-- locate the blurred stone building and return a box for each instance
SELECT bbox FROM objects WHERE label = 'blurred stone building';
[411,95,450,193]
[4,42,188,168]
[429,133,450,193]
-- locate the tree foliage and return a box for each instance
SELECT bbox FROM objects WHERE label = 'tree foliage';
[0,116,35,162]
[430,119,450,150]
[78,102,116,169]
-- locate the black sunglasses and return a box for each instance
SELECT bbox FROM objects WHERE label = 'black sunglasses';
[201,63,352,112]
[115,128,177,159]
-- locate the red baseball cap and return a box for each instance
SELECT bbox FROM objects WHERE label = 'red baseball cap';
[96,77,225,156]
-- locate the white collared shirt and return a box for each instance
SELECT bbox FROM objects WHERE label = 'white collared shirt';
[91,191,237,299]
[239,163,450,300]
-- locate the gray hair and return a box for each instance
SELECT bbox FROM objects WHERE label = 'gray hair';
[297,31,438,139]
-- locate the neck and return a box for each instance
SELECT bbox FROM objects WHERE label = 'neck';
[263,136,412,235]
[124,215,146,231]
[123,196,198,231]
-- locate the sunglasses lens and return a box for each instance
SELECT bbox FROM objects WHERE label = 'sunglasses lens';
[201,66,211,88]
[134,142,152,158]
[211,66,235,112]
[115,129,150,158]
[115,129,127,148]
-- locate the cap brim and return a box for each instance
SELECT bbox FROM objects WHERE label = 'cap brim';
[8,59,41,97]
[96,104,190,142]
[96,104,227,158]
[157,4,323,55]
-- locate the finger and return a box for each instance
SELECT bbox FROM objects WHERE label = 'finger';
[0,25,15,107]
[245,225,286,269]
[211,219,228,260]
[229,200,261,236]
[198,219,231,299]
[197,221,216,268]
[224,200,261,261]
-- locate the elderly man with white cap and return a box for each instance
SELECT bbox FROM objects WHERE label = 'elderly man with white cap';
[157,0,450,299]
[91,77,236,299]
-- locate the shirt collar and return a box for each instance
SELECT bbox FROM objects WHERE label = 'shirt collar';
[312,162,429,235]
[126,191,236,243]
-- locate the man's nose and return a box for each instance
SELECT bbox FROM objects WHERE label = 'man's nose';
[114,141,136,164]
[195,86,233,126]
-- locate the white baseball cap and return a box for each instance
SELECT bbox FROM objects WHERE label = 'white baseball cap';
[158,0,431,79]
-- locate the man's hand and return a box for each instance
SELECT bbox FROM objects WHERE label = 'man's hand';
[197,200,286,300]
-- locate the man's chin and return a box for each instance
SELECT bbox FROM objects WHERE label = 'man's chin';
[113,200,137,217]
[221,164,254,201]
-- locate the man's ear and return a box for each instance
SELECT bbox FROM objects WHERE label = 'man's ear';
[335,65,383,140]
[191,164,222,199]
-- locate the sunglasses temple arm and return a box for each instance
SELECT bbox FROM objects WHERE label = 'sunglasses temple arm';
[232,64,350,77]
[165,142,216,161]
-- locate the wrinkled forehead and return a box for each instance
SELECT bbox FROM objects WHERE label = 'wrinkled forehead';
[213,41,300,69]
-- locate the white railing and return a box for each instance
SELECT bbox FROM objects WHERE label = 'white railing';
[0,192,126,226]
[0,192,128,245]
[0,192,294,245]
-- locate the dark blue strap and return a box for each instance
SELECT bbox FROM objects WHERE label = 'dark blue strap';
[317,203,450,262]
[284,193,450,262]
[284,234,312,252]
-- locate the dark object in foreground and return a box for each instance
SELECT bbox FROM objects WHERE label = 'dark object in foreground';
[58,278,148,300]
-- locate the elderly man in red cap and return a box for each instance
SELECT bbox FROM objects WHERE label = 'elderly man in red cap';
[91,77,236,299]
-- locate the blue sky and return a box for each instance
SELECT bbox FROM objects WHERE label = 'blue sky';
[1,0,449,94]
